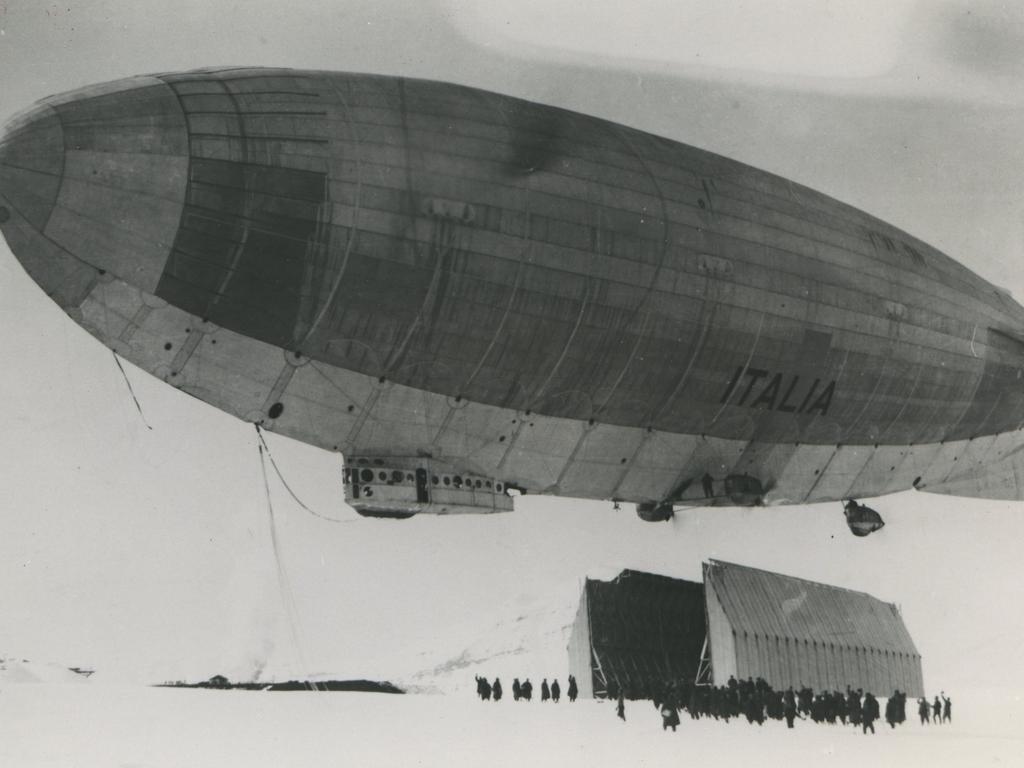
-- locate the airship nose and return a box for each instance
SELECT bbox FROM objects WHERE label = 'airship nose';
[0,76,189,310]
[0,102,61,228]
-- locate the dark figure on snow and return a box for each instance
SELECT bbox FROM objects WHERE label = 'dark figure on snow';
[885,692,898,729]
[492,678,502,701]
[512,678,521,701]
[942,694,951,723]
[744,690,764,725]
[933,696,942,723]
[836,691,848,725]
[617,693,626,721]
[918,698,930,724]
[798,687,813,718]
[701,473,714,497]
[551,679,561,703]
[848,689,862,727]
[894,690,907,725]
[783,687,797,729]
[522,679,533,701]
[475,675,491,701]
[862,693,879,734]
[541,678,550,702]
[660,701,680,731]
[567,675,578,702]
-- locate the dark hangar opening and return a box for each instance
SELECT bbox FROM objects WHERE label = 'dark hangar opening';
[567,569,707,700]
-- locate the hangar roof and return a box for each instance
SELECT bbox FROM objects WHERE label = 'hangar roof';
[704,560,920,656]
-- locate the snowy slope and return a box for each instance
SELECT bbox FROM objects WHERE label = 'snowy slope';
[395,576,591,694]
[0,656,93,685]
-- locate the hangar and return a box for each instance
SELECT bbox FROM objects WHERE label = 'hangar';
[566,561,923,699]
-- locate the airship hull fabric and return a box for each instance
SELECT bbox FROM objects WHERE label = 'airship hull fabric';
[4,68,1024,507]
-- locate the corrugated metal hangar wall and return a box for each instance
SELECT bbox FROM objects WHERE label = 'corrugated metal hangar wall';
[567,562,923,699]
[703,560,923,696]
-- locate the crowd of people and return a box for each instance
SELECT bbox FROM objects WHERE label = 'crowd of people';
[642,677,883,733]
[918,693,952,724]
[474,674,579,703]
[475,672,952,736]
[641,676,952,734]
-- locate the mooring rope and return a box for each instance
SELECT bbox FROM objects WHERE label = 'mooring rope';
[257,435,320,692]
[254,425,354,525]
[112,351,153,430]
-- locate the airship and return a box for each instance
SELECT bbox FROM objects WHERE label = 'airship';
[2,67,1023,525]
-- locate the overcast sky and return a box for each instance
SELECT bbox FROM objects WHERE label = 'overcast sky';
[1,0,1023,692]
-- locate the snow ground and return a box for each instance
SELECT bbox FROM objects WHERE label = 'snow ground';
[1,684,1020,768]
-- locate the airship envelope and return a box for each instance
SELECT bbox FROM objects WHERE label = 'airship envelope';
[3,68,1024,520]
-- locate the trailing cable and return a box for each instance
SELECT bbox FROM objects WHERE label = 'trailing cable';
[112,351,153,430]
[254,424,354,524]
[257,433,319,692]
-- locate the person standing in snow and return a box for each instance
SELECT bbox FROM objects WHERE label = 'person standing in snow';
[861,692,879,734]
[521,679,533,701]
[551,679,560,703]
[885,691,898,728]
[893,690,907,725]
[475,675,491,701]
[660,701,680,731]
[617,693,626,721]
[541,678,550,701]
[783,687,797,729]
[567,675,578,702]
[847,689,862,728]
[512,678,521,701]
[932,696,942,723]
[492,678,502,701]
[918,697,930,724]
[942,693,952,723]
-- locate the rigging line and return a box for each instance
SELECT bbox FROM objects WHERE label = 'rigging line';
[0,196,99,273]
[708,312,766,429]
[257,437,318,692]
[381,220,450,374]
[255,425,355,525]
[202,79,253,321]
[111,351,153,430]
[298,81,364,350]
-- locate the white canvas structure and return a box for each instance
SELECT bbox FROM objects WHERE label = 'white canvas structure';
[703,560,924,696]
